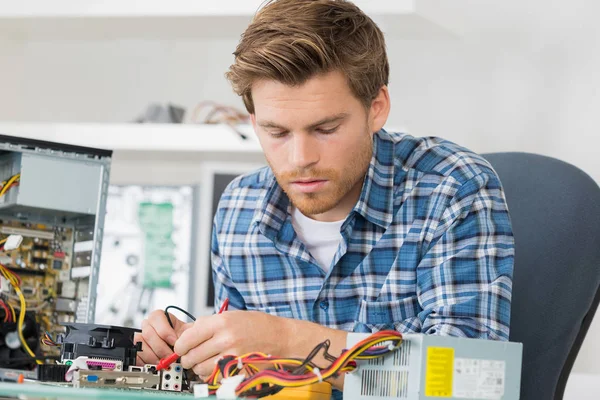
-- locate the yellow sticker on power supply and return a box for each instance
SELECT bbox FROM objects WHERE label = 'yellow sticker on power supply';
[425,347,454,397]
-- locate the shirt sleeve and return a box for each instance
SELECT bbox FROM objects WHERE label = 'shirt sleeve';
[416,172,514,340]
[211,220,246,314]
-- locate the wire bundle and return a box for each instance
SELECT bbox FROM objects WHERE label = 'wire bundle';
[201,330,402,398]
[42,331,59,347]
[0,263,42,364]
[0,298,15,323]
[189,101,250,140]
[190,102,249,126]
[0,173,20,198]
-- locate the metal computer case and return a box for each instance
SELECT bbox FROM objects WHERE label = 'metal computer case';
[0,134,111,368]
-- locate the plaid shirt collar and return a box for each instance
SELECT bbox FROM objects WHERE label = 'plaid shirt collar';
[252,129,396,240]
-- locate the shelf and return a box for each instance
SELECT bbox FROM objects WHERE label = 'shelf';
[0,0,456,40]
[0,123,263,154]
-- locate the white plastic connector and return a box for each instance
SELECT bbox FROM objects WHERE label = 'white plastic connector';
[388,344,396,351]
[216,375,245,399]
[64,356,90,382]
[193,384,210,398]
[237,357,243,370]
[0,276,9,293]
[312,367,323,382]
[4,235,23,251]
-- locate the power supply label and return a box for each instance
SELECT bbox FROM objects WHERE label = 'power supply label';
[453,358,506,399]
[425,347,454,397]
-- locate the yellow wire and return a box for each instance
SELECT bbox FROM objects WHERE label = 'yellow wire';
[234,333,402,394]
[203,333,402,395]
[7,302,16,322]
[14,285,42,364]
[0,174,20,197]
[0,263,41,365]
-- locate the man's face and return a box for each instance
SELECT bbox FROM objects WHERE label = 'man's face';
[250,70,381,221]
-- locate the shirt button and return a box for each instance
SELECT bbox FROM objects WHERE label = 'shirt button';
[319,300,329,311]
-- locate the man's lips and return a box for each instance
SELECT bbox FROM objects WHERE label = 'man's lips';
[290,179,328,193]
[291,179,325,183]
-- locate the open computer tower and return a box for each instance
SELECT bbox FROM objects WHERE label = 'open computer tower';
[0,134,111,374]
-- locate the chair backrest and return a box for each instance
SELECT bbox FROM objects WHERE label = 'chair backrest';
[483,152,600,400]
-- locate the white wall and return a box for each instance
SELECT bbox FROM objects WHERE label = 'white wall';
[0,17,598,375]
[1,36,598,183]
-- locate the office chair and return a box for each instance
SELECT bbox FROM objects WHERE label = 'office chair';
[482,152,600,400]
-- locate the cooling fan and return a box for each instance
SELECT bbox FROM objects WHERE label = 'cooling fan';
[0,311,40,370]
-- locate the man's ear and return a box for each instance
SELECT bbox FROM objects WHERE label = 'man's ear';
[369,86,391,133]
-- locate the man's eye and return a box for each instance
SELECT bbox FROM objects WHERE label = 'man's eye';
[268,131,288,138]
[316,126,339,134]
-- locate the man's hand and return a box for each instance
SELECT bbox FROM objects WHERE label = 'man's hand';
[173,311,290,379]
[173,310,348,390]
[135,310,193,366]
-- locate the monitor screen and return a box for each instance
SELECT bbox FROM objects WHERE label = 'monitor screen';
[196,162,265,315]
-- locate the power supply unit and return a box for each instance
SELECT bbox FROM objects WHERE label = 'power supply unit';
[344,333,522,400]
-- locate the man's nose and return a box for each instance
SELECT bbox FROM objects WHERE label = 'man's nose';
[290,134,319,169]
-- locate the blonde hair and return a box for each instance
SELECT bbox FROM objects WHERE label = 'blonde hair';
[226,0,389,114]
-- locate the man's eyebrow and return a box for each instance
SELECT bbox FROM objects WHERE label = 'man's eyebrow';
[257,113,349,131]
[306,113,349,130]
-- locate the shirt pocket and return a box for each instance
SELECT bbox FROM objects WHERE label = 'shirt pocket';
[246,304,295,319]
[353,297,420,333]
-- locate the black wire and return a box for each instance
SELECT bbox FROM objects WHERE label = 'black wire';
[243,385,284,398]
[291,339,335,375]
[164,305,196,329]
[163,305,196,389]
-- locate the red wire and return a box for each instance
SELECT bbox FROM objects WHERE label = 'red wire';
[218,298,230,314]
[157,298,230,372]
[0,299,10,323]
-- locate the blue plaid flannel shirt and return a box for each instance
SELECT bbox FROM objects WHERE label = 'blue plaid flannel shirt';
[212,129,514,341]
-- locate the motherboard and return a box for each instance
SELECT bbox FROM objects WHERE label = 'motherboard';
[37,323,187,393]
[0,219,84,367]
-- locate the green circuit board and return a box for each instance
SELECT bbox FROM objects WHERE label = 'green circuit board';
[0,382,216,400]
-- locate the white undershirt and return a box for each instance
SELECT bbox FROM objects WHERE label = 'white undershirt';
[291,207,344,272]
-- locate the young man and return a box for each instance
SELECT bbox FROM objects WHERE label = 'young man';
[136,0,514,392]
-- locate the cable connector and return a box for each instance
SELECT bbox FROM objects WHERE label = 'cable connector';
[4,235,23,251]
[0,276,9,293]
[312,367,323,382]
[193,383,210,398]
[64,357,90,382]
[216,375,244,399]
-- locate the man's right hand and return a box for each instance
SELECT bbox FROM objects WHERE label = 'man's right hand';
[135,310,193,366]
